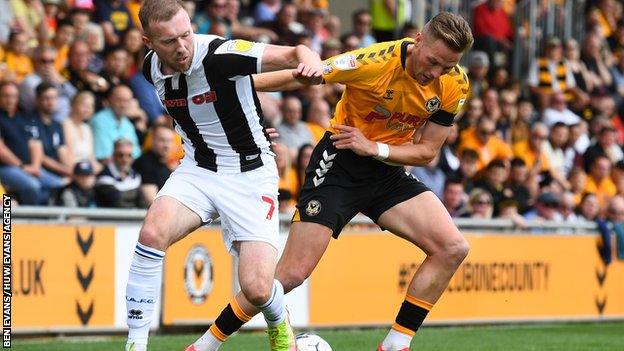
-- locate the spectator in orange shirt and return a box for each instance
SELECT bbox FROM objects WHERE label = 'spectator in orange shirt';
[3,32,34,83]
[305,98,330,143]
[584,155,617,207]
[512,122,551,174]
[458,117,513,171]
[53,20,75,72]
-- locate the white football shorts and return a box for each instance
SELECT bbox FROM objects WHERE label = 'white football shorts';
[155,155,279,254]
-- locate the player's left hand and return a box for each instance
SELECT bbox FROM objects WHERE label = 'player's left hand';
[330,124,377,157]
[292,62,323,85]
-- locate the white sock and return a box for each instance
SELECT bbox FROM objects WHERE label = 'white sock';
[259,279,286,327]
[192,326,223,351]
[126,243,165,347]
[381,328,412,350]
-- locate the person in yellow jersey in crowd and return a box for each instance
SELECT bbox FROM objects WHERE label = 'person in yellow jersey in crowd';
[190,12,473,351]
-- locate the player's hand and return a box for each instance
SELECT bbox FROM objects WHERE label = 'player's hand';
[265,127,279,145]
[292,62,323,86]
[330,124,377,157]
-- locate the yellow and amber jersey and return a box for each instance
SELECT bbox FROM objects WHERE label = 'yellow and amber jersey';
[322,38,469,146]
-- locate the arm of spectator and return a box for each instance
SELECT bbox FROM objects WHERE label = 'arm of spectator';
[100,21,120,46]
[126,99,148,135]
[330,121,449,166]
[41,153,72,177]
[140,184,158,207]
[24,139,43,176]
[230,22,278,43]
[58,144,74,170]
[0,139,23,167]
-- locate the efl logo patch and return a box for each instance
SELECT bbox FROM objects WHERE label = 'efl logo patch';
[305,200,321,216]
[332,54,357,71]
[228,39,254,53]
[425,97,441,113]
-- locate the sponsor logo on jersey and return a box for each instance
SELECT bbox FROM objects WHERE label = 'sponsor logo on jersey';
[305,200,322,216]
[228,39,254,53]
[191,91,218,104]
[322,62,333,75]
[386,112,423,132]
[425,97,441,113]
[162,98,188,108]
[184,245,213,305]
[332,54,357,71]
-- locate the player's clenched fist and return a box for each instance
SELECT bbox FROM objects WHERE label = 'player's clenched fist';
[292,62,323,85]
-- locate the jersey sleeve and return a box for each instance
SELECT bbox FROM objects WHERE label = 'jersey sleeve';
[429,66,470,126]
[322,43,399,89]
[207,38,267,78]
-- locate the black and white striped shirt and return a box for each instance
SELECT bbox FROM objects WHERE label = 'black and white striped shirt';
[143,35,271,173]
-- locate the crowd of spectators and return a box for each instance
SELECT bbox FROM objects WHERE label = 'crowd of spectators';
[1,0,624,228]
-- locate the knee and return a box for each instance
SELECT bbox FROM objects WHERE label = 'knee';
[443,235,470,268]
[240,278,273,306]
[138,225,168,251]
[276,266,308,294]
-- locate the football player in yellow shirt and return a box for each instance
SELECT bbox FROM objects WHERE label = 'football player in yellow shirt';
[199,12,473,351]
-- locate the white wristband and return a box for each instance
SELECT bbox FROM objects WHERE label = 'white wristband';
[375,142,390,161]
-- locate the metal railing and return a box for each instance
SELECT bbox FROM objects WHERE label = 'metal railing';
[12,206,598,234]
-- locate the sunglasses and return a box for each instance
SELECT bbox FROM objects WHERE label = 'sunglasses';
[114,152,133,158]
[40,58,55,64]
[473,200,492,205]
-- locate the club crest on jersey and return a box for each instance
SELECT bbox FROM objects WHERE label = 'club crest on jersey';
[322,62,333,75]
[184,245,213,305]
[305,200,321,216]
[332,54,357,71]
[425,97,441,113]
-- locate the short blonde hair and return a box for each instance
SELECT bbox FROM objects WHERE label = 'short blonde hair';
[423,12,474,53]
[139,0,185,34]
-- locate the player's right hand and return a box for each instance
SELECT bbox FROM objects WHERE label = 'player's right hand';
[292,63,323,86]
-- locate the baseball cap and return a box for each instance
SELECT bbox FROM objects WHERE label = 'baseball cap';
[73,161,94,175]
[537,192,559,205]
[469,51,489,67]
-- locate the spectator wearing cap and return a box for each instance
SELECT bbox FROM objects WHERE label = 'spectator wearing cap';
[472,0,513,68]
[350,9,376,49]
[132,125,174,206]
[55,160,97,207]
[93,0,134,46]
[541,91,582,127]
[0,81,60,205]
[584,155,617,208]
[467,51,490,99]
[95,138,146,208]
[583,126,624,169]
[524,192,563,221]
[90,85,141,163]
[528,37,577,110]
[458,117,513,172]
[28,82,73,178]
[20,45,77,123]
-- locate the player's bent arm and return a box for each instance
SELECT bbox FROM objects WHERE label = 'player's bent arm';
[386,121,450,166]
[261,44,322,77]
[253,70,305,92]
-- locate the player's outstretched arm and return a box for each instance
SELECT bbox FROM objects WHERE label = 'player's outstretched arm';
[260,44,322,81]
[330,121,450,166]
[253,70,306,92]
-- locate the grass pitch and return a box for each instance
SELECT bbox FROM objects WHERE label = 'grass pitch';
[11,321,624,350]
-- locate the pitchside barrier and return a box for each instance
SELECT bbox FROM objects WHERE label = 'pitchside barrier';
[7,207,624,334]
